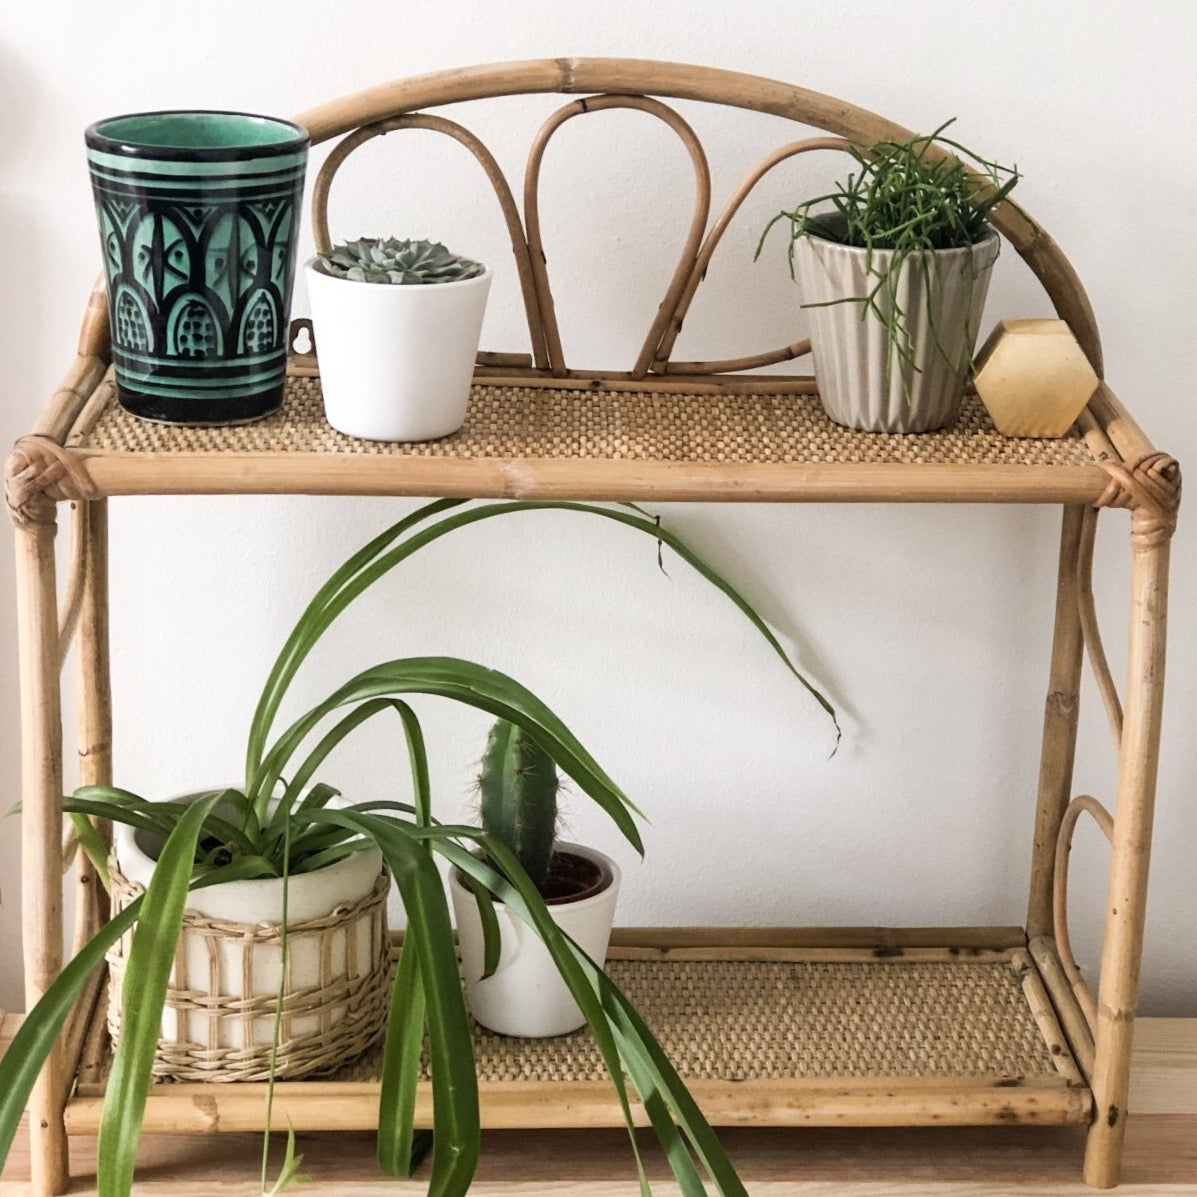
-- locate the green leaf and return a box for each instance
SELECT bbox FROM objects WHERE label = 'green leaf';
[327,810,480,1196]
[247,500,838,790]
[99,792,223,1197]
[376,919,429,1177]
[250,658,644,857]
[246,498,466,786]
[262,1125,312,1194]
[0,899,141,1172]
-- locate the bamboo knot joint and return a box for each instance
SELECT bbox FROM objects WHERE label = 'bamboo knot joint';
[1095,452,1180,547]
[6,435,99,528]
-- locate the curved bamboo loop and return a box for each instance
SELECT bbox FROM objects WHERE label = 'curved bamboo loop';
[1077,507,1123,746]
[293,57,1103,371]
[654,137,851,374]
[522,95,711,377]
[310,114,550,368]
[1053,793,1115,1032]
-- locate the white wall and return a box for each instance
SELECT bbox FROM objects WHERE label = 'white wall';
[2,1,1194,1015]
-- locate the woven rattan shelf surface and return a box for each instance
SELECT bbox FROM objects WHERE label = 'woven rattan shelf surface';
[77,373,1097,469]
[60,367,1113,505]
[69,936,1092,1132]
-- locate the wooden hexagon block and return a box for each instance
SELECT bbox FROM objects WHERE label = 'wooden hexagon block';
[973,319,1100,438]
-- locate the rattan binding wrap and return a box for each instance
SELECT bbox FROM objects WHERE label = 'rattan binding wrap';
[105,865,392,1083]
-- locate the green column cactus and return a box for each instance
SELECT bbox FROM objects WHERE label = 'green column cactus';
[478,719,560,892]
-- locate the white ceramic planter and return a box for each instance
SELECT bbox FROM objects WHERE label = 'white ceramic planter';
[449,842,621,1038]
[306,258,492,442]
[793,230,999,433]
[108,793,389,1077]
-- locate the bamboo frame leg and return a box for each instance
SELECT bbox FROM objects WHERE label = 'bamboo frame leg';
[73,500,113,950]
[1083,517,1172,1188]
[14,513,70,1196]
[1026,505,1086,938]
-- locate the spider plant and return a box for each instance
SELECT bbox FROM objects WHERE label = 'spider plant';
[0,499,836,1197]
[756,120,1019,385]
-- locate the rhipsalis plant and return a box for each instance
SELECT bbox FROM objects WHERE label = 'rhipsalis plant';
[317,237,484,284]
[756,120,1020,379]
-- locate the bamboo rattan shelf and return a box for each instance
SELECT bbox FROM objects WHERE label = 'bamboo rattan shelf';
[20,361,1124,508]
[64,931,1092,1135]
[8,57,1181,1195]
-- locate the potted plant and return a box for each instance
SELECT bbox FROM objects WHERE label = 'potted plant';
[102,788,391,1082]
[305,237,491,441]
[0,498,837,1197]
[758,123,1018,433]
[450,718,623,1038]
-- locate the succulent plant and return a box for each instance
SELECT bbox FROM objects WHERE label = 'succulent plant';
[318,237,484,284]
[478,718,560,893]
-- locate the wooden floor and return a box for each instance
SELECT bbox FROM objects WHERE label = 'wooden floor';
[2,1017,1194,1194]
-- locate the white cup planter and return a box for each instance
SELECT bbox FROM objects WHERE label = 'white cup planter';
[107,793,390,1081]
[449,842,621,1038]
[793,230,999,433]
[305,258,492,442]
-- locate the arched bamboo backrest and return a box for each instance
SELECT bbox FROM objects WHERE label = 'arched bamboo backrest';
[297,57,1102,378]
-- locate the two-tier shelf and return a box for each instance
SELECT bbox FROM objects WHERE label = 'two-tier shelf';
[7,59,1179,1194]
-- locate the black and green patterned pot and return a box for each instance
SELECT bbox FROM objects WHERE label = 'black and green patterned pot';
[85,111,309,425]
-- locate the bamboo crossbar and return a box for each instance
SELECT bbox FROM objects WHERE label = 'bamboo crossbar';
[67,454,1116,505]
[64,1074,1092,1135]
[1029,934,1097,1081]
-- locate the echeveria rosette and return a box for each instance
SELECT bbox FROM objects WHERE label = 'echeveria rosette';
[318,237,484,285]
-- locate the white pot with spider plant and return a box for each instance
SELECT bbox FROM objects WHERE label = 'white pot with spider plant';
[105,787,389,1080]
[450,719,623,1038]
[758,123,1017,434]
[0,498,836,1197]
[305,237,491,441]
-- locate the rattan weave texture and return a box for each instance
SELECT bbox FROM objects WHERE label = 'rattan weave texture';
[106,868,392,1083]
[76,375,1096,469]
[322,956,1060,1085]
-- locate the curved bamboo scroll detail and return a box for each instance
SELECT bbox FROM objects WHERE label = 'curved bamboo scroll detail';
[523,95,711,378]
[1076,507,1123,746]
[5,436,100,528]
[294,58,1103,371]
[654,136,853,375]
[1053,793,1115,1033]
[311,114,550,369]
[1095,451,1181,549]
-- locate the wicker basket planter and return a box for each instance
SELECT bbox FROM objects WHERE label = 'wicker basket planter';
[106,809,391,1082]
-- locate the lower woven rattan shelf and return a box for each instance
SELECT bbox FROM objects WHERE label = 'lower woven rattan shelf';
[65,929,1092,1135]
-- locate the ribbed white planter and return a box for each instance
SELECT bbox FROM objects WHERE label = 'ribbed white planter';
[306,258,492,442]
[107,793,390,1080]
[449,842,621,1038]
[793,230,999,433]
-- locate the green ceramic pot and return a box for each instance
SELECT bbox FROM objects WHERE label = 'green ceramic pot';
[85,111,309,425]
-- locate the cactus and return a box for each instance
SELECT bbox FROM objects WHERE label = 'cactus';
[317,237,484,285]
[478,718,559,892]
